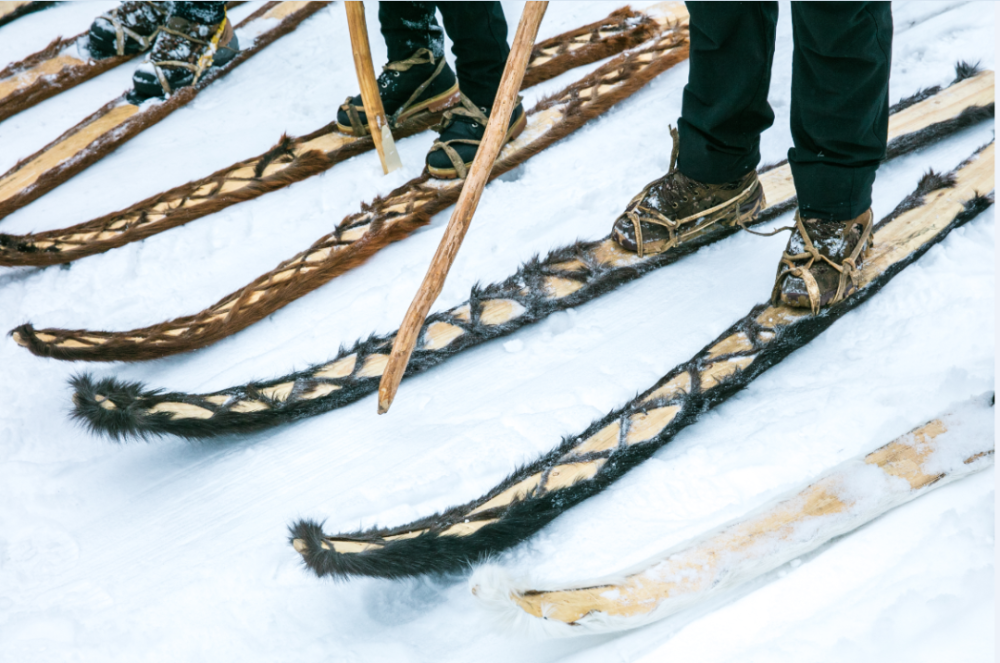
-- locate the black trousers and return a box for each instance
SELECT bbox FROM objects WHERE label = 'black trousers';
[378,1,509,109]
[679,2,892,221]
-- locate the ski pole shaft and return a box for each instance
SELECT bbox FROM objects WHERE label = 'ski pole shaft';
[378,0,548,414]
[345,1,402,174]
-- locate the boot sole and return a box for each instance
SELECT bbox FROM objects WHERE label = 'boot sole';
[425,109,528,180]
[336,83,461,137]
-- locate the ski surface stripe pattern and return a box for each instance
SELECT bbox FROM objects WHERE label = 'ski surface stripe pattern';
[0,1,326,221]
[471,396,994,633]
[13,10,694,361]
[283,142,993,579]
[65,70,994,439]
[0,4,673,267]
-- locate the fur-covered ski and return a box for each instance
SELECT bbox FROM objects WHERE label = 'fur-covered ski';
[471,395,995,634]
[0,1,54,29]
[0,2,244,124]
[65,69,994,440]
[0,1,325,222]
[284,142,993,580]
[0,4,675,267]
[13,11,694,361]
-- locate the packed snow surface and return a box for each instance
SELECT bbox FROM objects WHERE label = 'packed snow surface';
[0,2,994,661]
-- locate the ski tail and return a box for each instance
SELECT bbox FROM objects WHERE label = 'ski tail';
[287,143,994,580]
[470,393,995,635]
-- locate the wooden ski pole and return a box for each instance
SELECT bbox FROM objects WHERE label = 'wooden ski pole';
[345,1,402,174]
[378,1,548,414]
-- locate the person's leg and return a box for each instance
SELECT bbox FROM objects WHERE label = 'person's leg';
[774,2,891,311]
[423,2,524,178]
[679,1,779,184]
[378,1,444,62]
[788,1,892,220]
[609,2,776,256]
[434,1,509,109]
[337,2,459,135]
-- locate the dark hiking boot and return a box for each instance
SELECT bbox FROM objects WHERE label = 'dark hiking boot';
[611,128,765,258]
[88,1,168,60]
[336,48,460,136]
[424,95,526,179]
[772,209,874,312]
[128,9,239,103]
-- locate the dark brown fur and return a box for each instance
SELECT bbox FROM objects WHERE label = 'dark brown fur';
[521,7,659,89]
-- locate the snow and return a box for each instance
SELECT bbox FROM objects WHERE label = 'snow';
[0,1,994,661]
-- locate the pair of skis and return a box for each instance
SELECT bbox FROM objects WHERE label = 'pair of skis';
[0,2,246,124]
[0,1,326,222]
[69,66,995,439]
[283,140,994,626]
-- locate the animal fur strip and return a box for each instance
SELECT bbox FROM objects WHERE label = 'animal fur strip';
[470,395,995,635]
[0,2,244,124]
[13,15,694,361]
[284,142,994,580]
[0,3,676,268]
[0,1,54,29]
[64,70,994,441]
[0,1,326,223]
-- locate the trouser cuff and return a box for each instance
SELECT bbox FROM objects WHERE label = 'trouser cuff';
[791,161,876,221]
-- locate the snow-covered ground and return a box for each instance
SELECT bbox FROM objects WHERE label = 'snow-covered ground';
[0,2,993,661]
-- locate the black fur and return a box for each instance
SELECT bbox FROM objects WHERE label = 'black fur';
[287,151,994,580]
[889,60,983,115]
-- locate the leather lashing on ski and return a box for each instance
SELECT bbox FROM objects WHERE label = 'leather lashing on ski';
[281,143,993,579]
[64,70,995,441]
[0,2,245,124]
[0,1,326,222]
[13,17,694,362]
[0,1,54,29]
[480,398,993,631]
[0,3,677,268]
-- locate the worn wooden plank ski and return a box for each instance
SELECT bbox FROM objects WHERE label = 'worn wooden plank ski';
[0,1,54,29]
[283,142,993,580]
[65,69,994,440]
[0,3,672,267]
[0,1,326,222]
[470,395,994,634]
[13,11,693,361]
[0,2,245,124]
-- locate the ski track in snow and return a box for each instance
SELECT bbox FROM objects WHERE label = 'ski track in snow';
[0,2,994,661]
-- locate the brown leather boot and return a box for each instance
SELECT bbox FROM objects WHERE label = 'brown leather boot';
[611,130,765,257]
[772,210,874,312]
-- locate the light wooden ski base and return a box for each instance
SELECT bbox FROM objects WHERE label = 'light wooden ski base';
[475,395,993,633]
